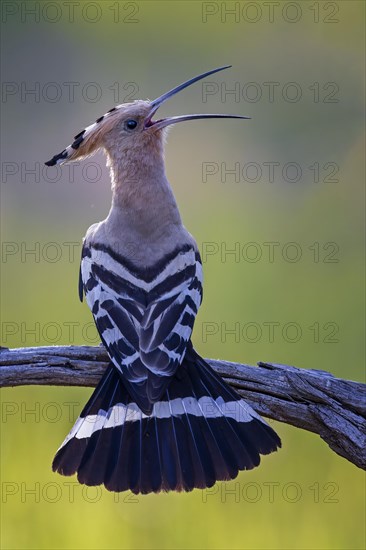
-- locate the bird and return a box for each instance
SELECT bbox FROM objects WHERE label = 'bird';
[46,65,281,494]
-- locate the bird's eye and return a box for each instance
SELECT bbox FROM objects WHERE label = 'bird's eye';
[125,119,138,130]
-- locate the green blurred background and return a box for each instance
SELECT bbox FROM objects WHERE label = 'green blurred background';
[1,1,365,549]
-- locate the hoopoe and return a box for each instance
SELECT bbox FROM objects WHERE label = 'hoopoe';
[46,66,281,494]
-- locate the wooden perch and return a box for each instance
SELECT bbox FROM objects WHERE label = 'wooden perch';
[0,345,365,470]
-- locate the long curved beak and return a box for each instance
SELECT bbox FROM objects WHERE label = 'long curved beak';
[144,65,250,130]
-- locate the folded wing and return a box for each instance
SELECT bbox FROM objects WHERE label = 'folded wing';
[80,242,203,413]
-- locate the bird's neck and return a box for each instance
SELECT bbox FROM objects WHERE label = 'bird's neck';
[105,144,182,238]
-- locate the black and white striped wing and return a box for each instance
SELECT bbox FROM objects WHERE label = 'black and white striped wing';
[139,263,202,377]
[80,243,203,412]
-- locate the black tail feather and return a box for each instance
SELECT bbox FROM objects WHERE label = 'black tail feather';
[52,349,281,494]
[77,382,120,486]
[106,420,134,493]
[139,416,163,493]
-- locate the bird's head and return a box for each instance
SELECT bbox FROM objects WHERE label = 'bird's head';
[45,66,249,168]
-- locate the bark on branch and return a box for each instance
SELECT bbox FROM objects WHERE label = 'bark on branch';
[0,345,365,470]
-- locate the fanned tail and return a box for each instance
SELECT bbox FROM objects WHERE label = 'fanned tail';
[52,347,281,494]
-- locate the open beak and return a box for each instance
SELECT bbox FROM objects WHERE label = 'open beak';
[144,65,250,131]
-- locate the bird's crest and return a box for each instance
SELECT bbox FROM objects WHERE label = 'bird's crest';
[45,106,123,166]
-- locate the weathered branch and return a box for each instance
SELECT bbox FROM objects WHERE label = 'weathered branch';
[1,345,365,470]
